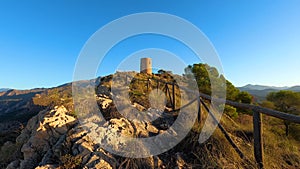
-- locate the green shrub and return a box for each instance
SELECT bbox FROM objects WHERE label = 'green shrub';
[224,105,238,118]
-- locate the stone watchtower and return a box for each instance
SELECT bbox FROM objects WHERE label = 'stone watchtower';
[140,58,152,74]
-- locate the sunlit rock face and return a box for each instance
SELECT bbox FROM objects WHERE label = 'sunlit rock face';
[13,106,77,169]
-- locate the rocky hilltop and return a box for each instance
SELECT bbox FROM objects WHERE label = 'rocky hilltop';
[2,79,197,168]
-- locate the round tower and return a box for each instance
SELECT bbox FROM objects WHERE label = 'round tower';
[140,58,152,74]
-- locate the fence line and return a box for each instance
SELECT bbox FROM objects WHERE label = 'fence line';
[125,75,300,169]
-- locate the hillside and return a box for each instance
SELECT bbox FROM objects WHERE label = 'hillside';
[0,72,299,169]
[0,88,46,123]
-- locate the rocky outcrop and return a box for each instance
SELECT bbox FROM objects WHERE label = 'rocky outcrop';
[8,106,76,169]
[4,104,191,169]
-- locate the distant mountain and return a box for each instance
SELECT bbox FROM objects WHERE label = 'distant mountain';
[239,84,289,91]
[239,84,300,102]
[0,88,10,92]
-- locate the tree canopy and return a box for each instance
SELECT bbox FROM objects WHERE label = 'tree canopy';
[184,63,253,104]
[267,90,300,113]
[266,90,300,136]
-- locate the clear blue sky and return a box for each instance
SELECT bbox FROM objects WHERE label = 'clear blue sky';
[0,0,299,89]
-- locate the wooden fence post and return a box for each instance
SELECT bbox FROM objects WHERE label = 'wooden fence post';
[253,111,264,169]
[197,97,201,123]
[172,82,175,110]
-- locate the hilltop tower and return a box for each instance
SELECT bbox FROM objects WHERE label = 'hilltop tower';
[140,58,152,74]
